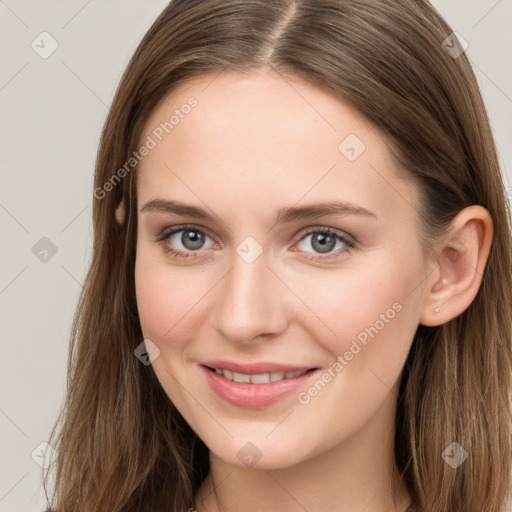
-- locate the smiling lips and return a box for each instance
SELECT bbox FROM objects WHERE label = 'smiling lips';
[200,360,320,408]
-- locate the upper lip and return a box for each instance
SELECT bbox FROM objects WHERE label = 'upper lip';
[201,360,318,375]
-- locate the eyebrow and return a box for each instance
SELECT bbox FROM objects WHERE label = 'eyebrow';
[139,198,377,224]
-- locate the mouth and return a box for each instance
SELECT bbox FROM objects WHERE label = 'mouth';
[203,365,317,384]
[200,362,321,408]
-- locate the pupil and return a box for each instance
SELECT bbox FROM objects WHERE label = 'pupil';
[183,230,204,250]
[312,233,335,253]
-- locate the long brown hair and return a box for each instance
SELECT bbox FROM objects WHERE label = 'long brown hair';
[43,1,512,510]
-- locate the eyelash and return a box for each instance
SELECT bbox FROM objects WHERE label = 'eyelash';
[156,224,356,262]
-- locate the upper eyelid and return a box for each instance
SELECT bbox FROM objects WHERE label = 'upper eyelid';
[160,223,215,242]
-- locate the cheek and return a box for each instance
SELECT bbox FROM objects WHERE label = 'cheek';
[294,255,423,377]
[134,253,211,401]
[134,249,213,350]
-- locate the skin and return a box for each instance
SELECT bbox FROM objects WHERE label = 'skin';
[125,68,493,512]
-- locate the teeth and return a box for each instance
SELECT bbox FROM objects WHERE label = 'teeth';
[214,368,308,383]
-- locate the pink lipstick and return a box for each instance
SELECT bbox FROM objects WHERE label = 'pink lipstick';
[200,360,320,408]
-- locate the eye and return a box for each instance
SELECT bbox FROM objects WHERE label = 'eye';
[156,224,356,261]
[294,227,355,260]
[157,224,216,259]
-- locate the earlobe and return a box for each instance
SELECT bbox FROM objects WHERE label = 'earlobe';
[115,200,126,225]
[419,205,493,327]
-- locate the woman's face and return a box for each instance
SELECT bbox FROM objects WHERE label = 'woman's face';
[134,69,431,469]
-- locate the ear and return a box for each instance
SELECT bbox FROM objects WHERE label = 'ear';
[419,205,493,327]
[115,200,126,225]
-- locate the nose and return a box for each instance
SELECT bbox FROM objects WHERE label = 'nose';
[213,246,288,345]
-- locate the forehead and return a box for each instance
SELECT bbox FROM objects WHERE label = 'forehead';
[135,69,418,225]
[140,68,378,155]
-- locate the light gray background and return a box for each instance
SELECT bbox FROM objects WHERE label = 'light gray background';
[0,1,511,511]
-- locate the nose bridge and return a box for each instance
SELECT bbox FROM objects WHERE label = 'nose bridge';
[214,244,285,343]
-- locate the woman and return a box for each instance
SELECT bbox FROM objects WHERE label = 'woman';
[42,1,512,511]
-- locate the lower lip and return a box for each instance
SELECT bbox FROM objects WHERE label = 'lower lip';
[200,365,319,408]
